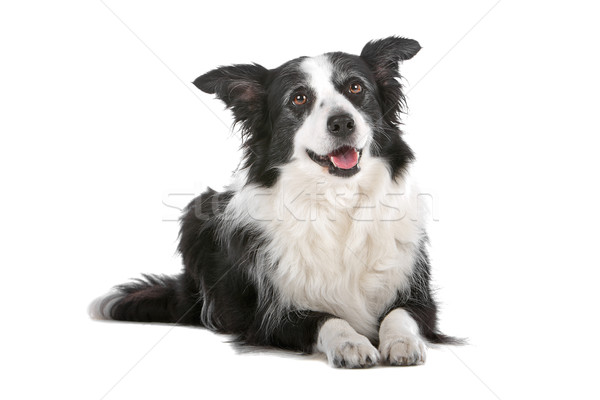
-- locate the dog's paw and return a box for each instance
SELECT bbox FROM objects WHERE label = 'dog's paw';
[327,337,380,369]
[317,318,379,368]
[379,335,427,366]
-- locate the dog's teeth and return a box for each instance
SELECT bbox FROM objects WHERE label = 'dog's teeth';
[330,156,339,168]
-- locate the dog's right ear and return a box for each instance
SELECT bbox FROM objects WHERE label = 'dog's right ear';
[193,63,268,130]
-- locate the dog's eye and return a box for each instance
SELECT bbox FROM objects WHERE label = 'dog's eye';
[292,94,308,105]
[349,83,362,94]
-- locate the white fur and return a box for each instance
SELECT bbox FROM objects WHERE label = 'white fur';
[379,308,427,365]
[88,291,125,320]
[219,56,426,341]
[221,156,425,340]
[316,318,379,368]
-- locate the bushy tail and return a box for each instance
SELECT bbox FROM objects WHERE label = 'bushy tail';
[89,274,202,325]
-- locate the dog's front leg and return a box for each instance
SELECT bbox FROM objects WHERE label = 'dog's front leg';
[260,311,379,368]
[378,308,427,366]
[316,318,379,368]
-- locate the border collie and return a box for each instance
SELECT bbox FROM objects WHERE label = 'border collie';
[90,36,459,368]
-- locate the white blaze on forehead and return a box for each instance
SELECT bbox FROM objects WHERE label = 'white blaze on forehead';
[300,55,337,100]
[300,55,351,110]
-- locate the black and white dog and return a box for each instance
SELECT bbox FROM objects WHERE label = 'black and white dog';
[91,37,459,368]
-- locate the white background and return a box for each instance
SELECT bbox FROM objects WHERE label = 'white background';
[1,1,599,399]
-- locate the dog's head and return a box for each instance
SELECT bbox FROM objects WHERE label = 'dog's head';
[194,37,420,187]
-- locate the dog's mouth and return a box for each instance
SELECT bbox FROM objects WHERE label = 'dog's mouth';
[306,146,363,178]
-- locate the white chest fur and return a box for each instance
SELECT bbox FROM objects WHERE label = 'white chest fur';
[223,158,425,339]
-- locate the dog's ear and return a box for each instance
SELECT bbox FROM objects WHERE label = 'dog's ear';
[360,37,421,125]
[360,36,421,68]
[193,63,268,133]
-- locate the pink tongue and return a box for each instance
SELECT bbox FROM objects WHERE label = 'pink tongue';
[329,147,359,169]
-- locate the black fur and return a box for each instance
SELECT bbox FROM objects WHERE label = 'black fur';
[380,240,465,345]
[109,273,201,324]
[94,37,459,363]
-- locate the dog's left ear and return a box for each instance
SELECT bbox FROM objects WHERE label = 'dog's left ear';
[193,63,268,134]
[360,36,421,75]
[360,37,421,124]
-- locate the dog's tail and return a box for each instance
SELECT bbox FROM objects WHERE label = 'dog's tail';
[89,274,202,325]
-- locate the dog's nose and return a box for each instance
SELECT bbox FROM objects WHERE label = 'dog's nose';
[327,114,355,137]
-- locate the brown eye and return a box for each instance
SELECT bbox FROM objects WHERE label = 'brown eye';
[349,83,362,94]
[293,94,308,105]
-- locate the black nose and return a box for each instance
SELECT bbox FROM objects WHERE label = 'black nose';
[327,114,355,137]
